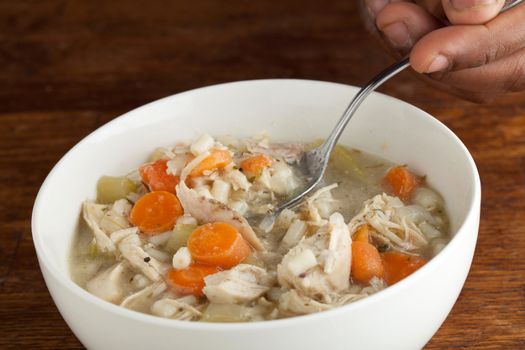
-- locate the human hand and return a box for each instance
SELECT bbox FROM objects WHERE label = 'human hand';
[361,0,525,102]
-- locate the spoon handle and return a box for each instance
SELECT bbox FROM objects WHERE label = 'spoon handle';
[270,0,524,217]
[504,0,523,10]
[318,58,410,157]
[318,0,523,157]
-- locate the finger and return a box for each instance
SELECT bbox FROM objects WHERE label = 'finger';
[410,5,525,73]
[441,0,505,24]
[376,2,443,51]
[415,0,447,20]
[423,46,525,102]
[364,0,408,18]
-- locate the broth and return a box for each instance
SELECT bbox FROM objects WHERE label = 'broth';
[70,135,449,322]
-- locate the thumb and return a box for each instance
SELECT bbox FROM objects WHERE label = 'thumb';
[410,6,525,73]
[441,0,505,24]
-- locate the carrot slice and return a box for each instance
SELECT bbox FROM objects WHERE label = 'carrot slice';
[382,251,427,285]
[240,154,273,177]
[166,264,220,296]
[383,166,420,201]
[189,150,232,177]
[352,224,369,243]
[187,222,251,268]
[129,191,183,235]
[351,241,384,284]
[139,159,180,193]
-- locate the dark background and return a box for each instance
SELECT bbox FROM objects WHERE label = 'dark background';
[1,1,524,348]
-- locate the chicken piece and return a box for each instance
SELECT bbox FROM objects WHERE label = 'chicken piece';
[304,184,338,226]
[255,160,300,196]
[203,264,274,304]
[279,290,332,315]
[86,262,130,304]
[82,199,132,254]
[120,281,167,312]
[277,213,351,304]
[116,228,166,282]
[82,202,116,253]
[223,169,251,191]
[347,193,428,251]
[150,296,202,320]
[247,142,303,164]
[176,181,264,251]
[109,227,137,244]
[130,274,150,290]
[98,199,132,233]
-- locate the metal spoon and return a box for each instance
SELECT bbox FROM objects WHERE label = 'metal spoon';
[273,0,523,215]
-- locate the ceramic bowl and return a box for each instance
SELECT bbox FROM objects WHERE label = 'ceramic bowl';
[32,79,480,350]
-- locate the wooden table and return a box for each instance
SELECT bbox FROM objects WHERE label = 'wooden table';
[1,1,524,348]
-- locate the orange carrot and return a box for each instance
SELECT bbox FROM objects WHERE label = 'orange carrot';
[352,225,370,243]
[240,154,273,177]
[166,264,220,296]
[383,166,420,201]
[139,159,180,193]
[187,222,251,268]
[382,251,427,285]
[189,150,232,177]
[129,191,183,235]
[351,241,384,284]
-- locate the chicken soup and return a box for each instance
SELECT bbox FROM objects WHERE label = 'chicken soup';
[70,133,449,322]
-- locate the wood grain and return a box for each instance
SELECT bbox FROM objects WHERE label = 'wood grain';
[1,1,524,349]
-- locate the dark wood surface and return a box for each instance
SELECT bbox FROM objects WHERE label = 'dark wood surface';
[1,1,524,349]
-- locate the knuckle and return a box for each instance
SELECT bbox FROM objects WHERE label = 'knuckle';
[504,55,525,92]
[480,25,506,66]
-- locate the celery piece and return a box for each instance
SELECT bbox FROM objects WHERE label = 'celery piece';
[96,176,137,204]
[165,223,197,253]
[330,145,364,179]
[307,140,364,180]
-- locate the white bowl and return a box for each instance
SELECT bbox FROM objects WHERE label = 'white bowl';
[32,79,480,350]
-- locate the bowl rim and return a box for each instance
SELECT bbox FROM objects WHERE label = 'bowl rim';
[31,78,481,331]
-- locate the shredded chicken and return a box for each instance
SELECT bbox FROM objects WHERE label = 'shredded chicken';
[277,212,351,313]
[279,289,333,315]
[247,142,303,164]
[86,262,130,304]
[304,183,338,226]
[279,277,386,316]
[120,281,167,312]
[223,169,251,191]
[82,199,132,253]
[109,227,137,244]
[82,202,116,253]
[203,264,274,304]
[176,181,264,251]
[114,227,166,281]
[99,199,132,233]
[151,296,202,320]
[347,193,428,251]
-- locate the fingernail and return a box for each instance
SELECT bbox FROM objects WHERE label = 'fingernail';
[450,0,495,10]
[381,22,412,48]
[367,0,389,17]
[426,55,450,73]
